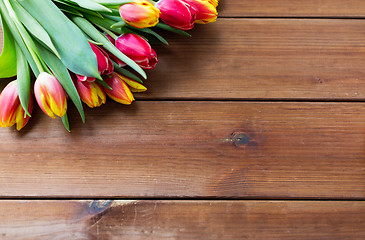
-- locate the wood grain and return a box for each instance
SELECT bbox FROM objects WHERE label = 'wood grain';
[3,19,365,100]
[142,19,365,100]
[0,200,364,240]
[220,0,365,17]
[0,101,363,198]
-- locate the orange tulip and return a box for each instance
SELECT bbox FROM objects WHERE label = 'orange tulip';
[184,0,218,24]
[119,0,160,28]
[34,72,67,118]
[74,79,106,108]
[102,72,135,105]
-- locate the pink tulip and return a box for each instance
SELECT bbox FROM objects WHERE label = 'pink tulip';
[34,72,67,118]
[76,43,113,82]
[156,0,197,30]
[74,79,106,108]
[102,72,135,105]
[0,81,33,131]
[115,33,158,70]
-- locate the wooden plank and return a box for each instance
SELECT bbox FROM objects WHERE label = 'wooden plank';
[220,0,365,17]
[0,101,363,198]
[3,19,365,100]
[0,200,364,239]
[141,19,365,100]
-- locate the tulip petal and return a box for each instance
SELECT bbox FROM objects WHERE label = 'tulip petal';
[118,74,147,92]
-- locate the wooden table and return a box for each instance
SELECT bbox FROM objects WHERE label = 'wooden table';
[0,1,364,239]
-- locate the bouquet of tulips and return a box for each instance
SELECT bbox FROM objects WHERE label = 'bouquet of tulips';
[0,0,218,131]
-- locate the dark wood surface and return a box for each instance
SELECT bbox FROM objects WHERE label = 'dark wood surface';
[143,19,365,100]
[220,0,365,17]
[0,1,364,239]
[0,101,364,198]
[0,200,364,240]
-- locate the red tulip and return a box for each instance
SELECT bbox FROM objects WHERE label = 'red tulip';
[156,0,197,30]
[76,43,113,82]
[115,33,158,70]
[0,81,33,131]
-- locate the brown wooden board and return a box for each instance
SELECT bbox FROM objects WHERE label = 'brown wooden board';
[0,101,363,198]
[142,19,365,100]
[2,19,365,100]
[0,200,364,239]
[220,0,365,17]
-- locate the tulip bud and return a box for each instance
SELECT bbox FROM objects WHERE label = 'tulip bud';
[74,79,106,108]
[102,72,135,105]
[115,33,158,70]
[184,0,218,24]
[119,0,160,29]
[156,0,197,30]
[76,43,113,82]
[34,72,67,118]
[0,81,33,131]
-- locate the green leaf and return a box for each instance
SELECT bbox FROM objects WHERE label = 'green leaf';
[54,0,103,18]
[0,2,40,76]
[0,13,17,78]
[102,14,122,22]
[92,0,132,6]
[59,0,112,12]
[84,13,124,34]
[111,20,126,29]
[72,16,147,79]
[61,112,71,132]
[15,43,31,116]
[36,42,85,123]
[55,3,84,17]
[155,22,192,37]
[113,62,143,83]
[128,26,168,45]
[19,0,101,79]
[11,0,61,59]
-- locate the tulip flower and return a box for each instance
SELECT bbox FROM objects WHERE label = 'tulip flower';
[184,0,218,24]
[119,0,160,29]
[74,79,106,108]
[115,33,158,70]
[34,72,67,118]
[0,81,33,131]
[119,75,147,92]
[102,72,135,105]
[156,0,197,30]
[76,43,113,82]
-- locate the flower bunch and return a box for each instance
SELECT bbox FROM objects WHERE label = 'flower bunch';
[0,0,218,131]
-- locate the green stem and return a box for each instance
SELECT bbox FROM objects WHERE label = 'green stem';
[97,24,118,40]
